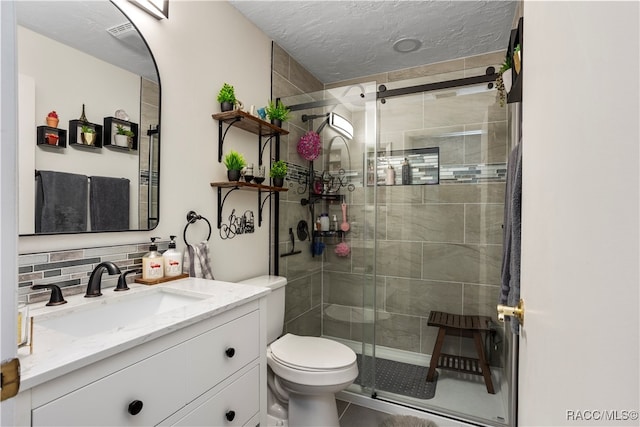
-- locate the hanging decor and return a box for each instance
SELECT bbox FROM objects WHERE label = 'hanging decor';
[297,130,321,161]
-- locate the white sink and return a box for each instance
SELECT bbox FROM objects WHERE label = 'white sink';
[36,288,209,337]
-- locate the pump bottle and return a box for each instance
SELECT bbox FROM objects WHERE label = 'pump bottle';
[142,237,164,281]
[401,158,411,185]
[163,235,183,277]
[385,164,396,185]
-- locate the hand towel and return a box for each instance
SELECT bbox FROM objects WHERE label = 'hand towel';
[500,142,522,334]
[89,176,130,231]
[183,241,215,279]
[35,170,88,233]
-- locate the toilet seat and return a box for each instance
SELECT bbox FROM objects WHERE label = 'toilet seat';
[267,334,358,388]
[270,334,356,371]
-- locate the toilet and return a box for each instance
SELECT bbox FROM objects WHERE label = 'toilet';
[239,275,358,427]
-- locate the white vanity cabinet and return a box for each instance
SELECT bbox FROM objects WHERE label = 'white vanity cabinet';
[25,299,265,427]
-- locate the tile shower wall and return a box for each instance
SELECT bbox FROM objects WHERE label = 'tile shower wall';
[272,43,325,336]
[18,241,168,304]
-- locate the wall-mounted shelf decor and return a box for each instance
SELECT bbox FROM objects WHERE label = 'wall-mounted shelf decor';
[212,110,289,164]
[68,120,103,148]
[37,126,67,148]
[507,17,523,104]
[103,116,139,151]
[210,181,288,230]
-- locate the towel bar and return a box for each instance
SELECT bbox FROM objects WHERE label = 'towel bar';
[183,210,212,245]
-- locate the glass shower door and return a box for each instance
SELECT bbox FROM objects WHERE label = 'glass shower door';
[367,80,513,426]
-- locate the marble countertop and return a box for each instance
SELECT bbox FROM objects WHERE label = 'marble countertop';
[18,277,270,390]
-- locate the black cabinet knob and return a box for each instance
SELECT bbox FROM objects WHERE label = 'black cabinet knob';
[225,347,235,358]
[128,400,143,415]
[225,410,236,421]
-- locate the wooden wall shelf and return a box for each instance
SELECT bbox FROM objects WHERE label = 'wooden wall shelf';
[212,110,289,163]
[212,110,289,137]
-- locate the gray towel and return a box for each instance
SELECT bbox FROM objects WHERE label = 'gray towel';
[35,170,88,233]
[500,142,522,334]
[183,241,215,279]
[89,176,130,231]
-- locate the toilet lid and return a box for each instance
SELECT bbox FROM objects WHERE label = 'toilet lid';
[270,334,356,371]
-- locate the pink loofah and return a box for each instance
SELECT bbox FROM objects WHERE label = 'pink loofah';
[335,241,350,257]
[297,131,321,161]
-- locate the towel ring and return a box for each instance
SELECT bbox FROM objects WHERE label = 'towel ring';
[183,210,212,245]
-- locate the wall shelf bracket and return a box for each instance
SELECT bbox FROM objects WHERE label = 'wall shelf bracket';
[258,189,276,227]
[217,186,240,229]
[218,117,243,162]
[259,135,275,166]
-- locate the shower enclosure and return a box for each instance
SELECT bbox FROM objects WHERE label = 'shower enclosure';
[277,69,515,426]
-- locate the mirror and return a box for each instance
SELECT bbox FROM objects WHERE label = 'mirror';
[16,0,160,235]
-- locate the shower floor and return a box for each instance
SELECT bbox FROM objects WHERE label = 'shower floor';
[354,354,438,400]
[333,338,509,425]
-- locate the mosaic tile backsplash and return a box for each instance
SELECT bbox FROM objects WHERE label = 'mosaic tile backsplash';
[18,241,170,304]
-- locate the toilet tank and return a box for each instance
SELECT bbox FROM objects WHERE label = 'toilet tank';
[238,275,287,344]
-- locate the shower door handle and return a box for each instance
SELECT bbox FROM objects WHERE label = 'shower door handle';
[497,299,525,325]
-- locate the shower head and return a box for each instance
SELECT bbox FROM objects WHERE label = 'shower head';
[302,112,353,140]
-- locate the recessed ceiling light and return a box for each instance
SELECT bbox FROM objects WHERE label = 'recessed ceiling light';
[393,38,422,53]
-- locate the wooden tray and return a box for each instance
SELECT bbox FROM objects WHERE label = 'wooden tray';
[134,273,189,286]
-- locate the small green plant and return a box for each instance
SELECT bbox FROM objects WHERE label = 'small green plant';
[499,55,513,74]
[269,160,288,178]
[217,83,236,105]
[81,124,95,134]
[265,99,290,122]
[496,55,514,107]
[116,124,134,137]
[223,150,247,170]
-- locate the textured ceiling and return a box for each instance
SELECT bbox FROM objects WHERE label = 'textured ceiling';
[230,0,517,84]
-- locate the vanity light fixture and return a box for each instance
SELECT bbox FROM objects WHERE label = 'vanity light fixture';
[129,0,169,19]
[302,112,354,141]
[327,112,354,140]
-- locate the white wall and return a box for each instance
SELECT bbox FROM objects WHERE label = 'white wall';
[18,1,274,282]
[520,1,639,426]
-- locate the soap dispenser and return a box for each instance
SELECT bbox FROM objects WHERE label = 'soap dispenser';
[385,163,396,186]
[142,237,164,281]
[163,235,183,277]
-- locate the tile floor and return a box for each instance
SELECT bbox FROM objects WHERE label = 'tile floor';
[337,399,391,427]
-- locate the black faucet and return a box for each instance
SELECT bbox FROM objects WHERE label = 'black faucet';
[32,284,67,306]
[85,262,122,297]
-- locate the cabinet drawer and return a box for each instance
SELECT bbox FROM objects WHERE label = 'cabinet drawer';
[32,344,185,426]
[184,310,259,400]
[171,365,259,426]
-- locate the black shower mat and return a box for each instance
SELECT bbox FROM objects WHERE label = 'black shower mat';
[354,354,438,400]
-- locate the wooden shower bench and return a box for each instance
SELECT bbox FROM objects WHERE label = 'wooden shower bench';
[426,311,495,394]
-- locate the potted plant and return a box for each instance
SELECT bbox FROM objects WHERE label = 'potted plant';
[269,159,288,187]
[265,99,290,127]
[115,124,134,148]
[45,133,59,145]
[46,111,59,128]
[217,83,236,112]
[496,55,513,107]
[80,124,96,146]
[223,150,247,181]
